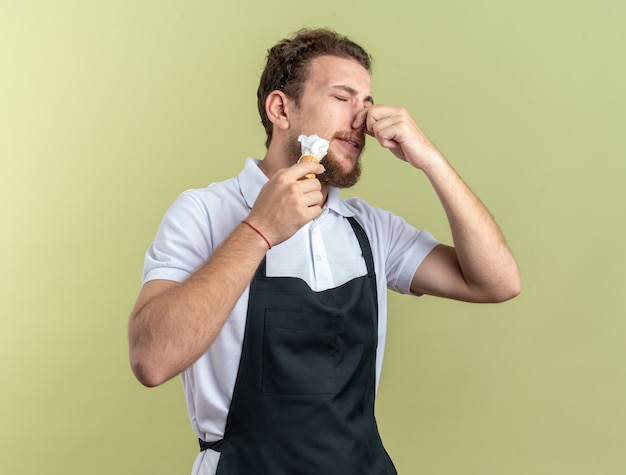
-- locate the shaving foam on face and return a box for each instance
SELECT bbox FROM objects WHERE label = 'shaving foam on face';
[297,134,329,162]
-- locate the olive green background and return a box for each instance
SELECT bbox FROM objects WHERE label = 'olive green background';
[2,1,625,474]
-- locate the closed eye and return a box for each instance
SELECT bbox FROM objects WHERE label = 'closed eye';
[334,96,348,102]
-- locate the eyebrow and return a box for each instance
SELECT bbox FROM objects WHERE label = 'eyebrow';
[331,84,375,105]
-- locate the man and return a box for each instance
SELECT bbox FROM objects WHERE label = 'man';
[128,28,520,474]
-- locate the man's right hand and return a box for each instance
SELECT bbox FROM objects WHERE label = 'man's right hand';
[128,160,326,387]
[246,161,325,248]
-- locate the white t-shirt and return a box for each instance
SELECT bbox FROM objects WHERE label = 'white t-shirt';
[142,158,439,474]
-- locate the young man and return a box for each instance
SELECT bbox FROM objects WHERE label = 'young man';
[128,28,520,474]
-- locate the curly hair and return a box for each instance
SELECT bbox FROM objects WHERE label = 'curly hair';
[257,28,372,148]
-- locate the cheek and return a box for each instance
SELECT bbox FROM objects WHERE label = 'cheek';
[294,103,349,138]
[316,114,346,137]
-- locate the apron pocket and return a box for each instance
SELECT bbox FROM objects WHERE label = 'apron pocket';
[262,309,338,395]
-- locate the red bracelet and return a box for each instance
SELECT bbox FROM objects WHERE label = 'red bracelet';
[242,220,272,250]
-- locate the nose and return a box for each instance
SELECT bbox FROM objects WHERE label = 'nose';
[352,105,370,131]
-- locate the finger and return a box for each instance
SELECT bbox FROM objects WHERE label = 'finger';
[369,109,420,145]
[298,175,323,193]
[290,160,326,180]
[364,105,401,131]
[302,189,324,208]
[359,105,396,137]
[368,116,405,148]
[352,107,370,132]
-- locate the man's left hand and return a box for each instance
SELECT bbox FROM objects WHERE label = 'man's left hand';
[353,105,443,171]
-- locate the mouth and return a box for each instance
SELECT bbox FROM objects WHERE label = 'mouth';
[335,135,364,154]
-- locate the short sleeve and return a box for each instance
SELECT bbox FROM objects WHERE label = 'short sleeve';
[142,191,213,284]
[344,197,440,295]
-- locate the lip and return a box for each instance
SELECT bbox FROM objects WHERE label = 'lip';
[336,135,364,153]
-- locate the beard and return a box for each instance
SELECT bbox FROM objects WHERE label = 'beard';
[287,133,363,189]
[319,148,362,188]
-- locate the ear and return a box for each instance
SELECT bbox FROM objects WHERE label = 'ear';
[265,91,292,131]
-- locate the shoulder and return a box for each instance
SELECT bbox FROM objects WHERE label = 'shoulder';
[343,196,412,242]
[165,176,244,220]
[153,175,246,252]
[343,196,386,223]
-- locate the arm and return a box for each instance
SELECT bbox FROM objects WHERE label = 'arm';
[356,106,521,303]
[128,161,325,387]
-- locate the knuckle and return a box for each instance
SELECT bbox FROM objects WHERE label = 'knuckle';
[275,173,289,185]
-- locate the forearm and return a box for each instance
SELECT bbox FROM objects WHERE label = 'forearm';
[128,160,325,386]
[423,154,521,300]
[355,104,520,302]
[128,222,269,386]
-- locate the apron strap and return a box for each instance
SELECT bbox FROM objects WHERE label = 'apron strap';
[346,217,375,276]
[199,438,224,452]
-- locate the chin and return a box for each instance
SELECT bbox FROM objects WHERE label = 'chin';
[321,159,362,189]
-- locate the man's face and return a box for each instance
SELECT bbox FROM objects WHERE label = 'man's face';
[286,55,374,188]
